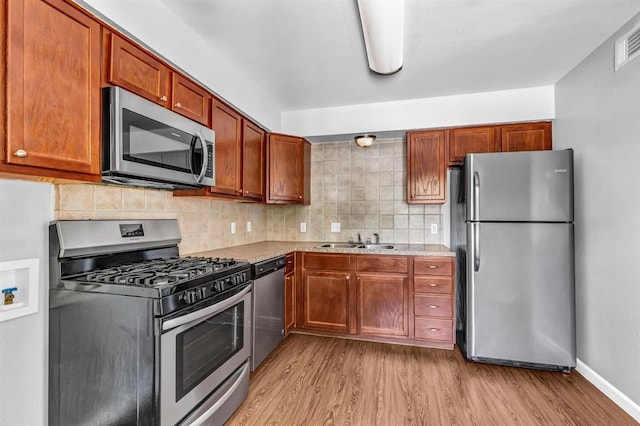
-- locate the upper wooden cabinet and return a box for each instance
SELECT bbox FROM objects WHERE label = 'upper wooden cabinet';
[407,130,447,204]
[210,99,265,201]
[1,0,101,181]
[106,33,210,126]
[266,133,310,204]
[499,122,552,152]
[448,126,499,165]
[447,121,552,166]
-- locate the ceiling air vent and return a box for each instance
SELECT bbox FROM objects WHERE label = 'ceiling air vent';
[615,23,640,71]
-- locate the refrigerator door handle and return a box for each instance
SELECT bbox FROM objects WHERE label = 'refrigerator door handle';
[473,222,480,272]
[473,171,480,220]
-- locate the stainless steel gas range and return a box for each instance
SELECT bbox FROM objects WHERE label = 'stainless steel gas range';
[48,219,252,426]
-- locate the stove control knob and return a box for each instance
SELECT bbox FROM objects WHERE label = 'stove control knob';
[197,286,206,299]
[185,290,197,304]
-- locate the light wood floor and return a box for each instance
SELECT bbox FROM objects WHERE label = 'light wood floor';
[227,333,637,426]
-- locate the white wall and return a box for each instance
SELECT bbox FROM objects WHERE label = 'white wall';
[555,13,640,408]
[75,0,282,132]
[281,86,555,137]
[0,180,54,425]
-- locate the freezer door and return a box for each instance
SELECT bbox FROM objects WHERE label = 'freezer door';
[466,150,573,222]
[466,222,575,368]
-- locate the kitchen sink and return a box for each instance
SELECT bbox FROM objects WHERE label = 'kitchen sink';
[360,244,396,250]
[318,243,362,248]
[317,243,397,250]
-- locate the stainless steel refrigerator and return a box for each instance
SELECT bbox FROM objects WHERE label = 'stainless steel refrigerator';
[450,149,576,371]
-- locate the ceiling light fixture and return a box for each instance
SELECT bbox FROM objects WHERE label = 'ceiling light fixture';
[356,0,405,75]
[354,134,376,148]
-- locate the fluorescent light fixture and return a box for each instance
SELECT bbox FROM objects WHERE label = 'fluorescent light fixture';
[354,134,376,148]
[357,0,405,75]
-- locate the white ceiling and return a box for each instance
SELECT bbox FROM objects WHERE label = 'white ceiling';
[160,0,640,112]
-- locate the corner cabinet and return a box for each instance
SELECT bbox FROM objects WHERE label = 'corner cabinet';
[1,0,102,181]
[407,130,447,204]
[266,133,310,204]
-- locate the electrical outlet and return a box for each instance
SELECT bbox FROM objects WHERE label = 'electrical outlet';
[300,222,307,233]
[431,224,438,234]
[246,221,252,232]
[231,222,236,234]
[330,222,341,233]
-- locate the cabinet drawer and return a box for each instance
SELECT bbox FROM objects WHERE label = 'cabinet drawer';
[414,318,453,342]
[414,257,453,276]
[285,254,295,274]
[413,276,452,294]
[414,295,452,318]
[356,256,408,273]
[303,254,350,271]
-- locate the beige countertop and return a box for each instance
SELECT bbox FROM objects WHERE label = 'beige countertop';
[192,241,454,264]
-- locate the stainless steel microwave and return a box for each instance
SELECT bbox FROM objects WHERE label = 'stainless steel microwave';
[102,86,215,190]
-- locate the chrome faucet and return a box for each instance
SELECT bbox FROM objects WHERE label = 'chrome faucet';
[373,233,380,244]
[357,233,362,243]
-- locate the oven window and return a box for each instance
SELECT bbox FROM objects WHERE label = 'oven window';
[175,301,245,401]
[122,109,203,174]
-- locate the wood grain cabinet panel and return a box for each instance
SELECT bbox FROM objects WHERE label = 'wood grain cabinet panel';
[107,33,170,106]
[210,99,242,196]
[448,125,499,166]
[241,120,265,200]
[303,254,350,271]
[357,273,409,337]
[499,122,552,152]
[171,74,210,126]
[285,254,295,336]
[302,271,350,333]
[414,294,453,318]
[356,256,408,273]
[4,0,101,177]
[407,130,447,204]
[414,257,453,276]
[414,318,454,342]
[413,276,453,294]
[266,133,310,204]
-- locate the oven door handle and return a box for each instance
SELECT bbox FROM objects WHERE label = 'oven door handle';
[162,284,252,332]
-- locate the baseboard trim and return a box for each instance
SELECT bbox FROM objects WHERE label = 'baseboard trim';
[576,359,640,423]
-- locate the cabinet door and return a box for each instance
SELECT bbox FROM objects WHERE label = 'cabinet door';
[5,0,101,175]
[407,130,447,204]
[357,273,409,337]
[171,74,210,126]
[267,134,303,203]
[499,122,552,152]
[242,120,265,201]
[107,33,170,106]
[448,126,499,165]
[302,271,350,333]
[284,271,295,336]
[210,99,242,196]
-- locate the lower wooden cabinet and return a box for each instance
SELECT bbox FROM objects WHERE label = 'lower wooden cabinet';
[295,252,455,349]
[356,273,408,337]
[284,254,295,336]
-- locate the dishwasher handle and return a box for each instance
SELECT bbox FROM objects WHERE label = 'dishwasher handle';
[253,256,287,279]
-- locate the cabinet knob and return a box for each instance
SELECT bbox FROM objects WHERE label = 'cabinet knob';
[345,275,350,280]
[159,95,168,102]
[174,102,182,108]
[244,191,249,195]
[298,195,302,199]
[411,194,415,198]
[13,149,27,158]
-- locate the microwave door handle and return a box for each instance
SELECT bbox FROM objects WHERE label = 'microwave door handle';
[191,130,208,184]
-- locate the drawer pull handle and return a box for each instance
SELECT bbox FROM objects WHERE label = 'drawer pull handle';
[428,265,438,269]
[428,283,439,287]
[159,95,168,102]
[287,261,293,264]
[428,305,439,308]
[428,328,441,332]
[14,149,27,158]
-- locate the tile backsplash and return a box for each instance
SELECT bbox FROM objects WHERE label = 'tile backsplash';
[266,138,445,245]
[55,185,267,254]
[56,138,445,253]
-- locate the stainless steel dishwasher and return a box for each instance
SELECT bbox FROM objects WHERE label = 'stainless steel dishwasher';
[251,255,286,371]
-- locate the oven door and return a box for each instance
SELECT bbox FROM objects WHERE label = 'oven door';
[160,284,251,426]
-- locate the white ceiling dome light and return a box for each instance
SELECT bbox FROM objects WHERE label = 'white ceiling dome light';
[356,0,405,75]
[354,134,377,148]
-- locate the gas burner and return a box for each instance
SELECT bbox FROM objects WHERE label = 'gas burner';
[78,256,240,287]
